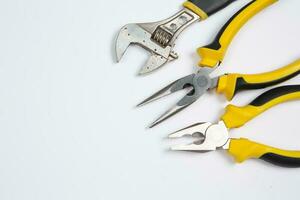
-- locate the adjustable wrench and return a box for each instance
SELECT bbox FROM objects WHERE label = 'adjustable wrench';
[115,0,237,75]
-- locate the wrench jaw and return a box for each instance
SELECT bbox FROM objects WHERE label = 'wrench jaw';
[115,25,132,62]
[115,23,175,74]
[115,8,199,75]
[139,54,169,76]
[169,121,230,152]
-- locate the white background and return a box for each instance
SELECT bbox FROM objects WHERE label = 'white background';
[0,0,300,199]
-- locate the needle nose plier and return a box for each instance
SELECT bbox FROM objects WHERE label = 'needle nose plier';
[169,85,300,167]
[138,59,300,128]
[138,0,280,128]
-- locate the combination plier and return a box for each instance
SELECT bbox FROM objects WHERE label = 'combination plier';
[169,85,300,167]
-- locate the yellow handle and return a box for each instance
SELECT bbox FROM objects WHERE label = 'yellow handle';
[221,85,300,129]
[198,0,277,68]
[217,59,300,100]
[229,138,300,167]
[183,1,208,19]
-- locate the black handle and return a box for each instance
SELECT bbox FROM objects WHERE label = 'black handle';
[250,85,300,107]
[260,153,300,168]
[185,0,236,17]
[233,60,300,98]
[197,0,277,68]
[234,70,300,96]
[203,0,254,50]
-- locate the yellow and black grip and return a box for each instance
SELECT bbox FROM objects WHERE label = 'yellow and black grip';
[217,59,300,100]
[183,0,236,19]
[197,0,277,68]
[229,138,300,167]
[222,85,300,129]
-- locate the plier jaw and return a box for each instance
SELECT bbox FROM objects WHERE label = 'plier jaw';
[169,121,230,152]
[169,85,300,167]
[138,69,218,128]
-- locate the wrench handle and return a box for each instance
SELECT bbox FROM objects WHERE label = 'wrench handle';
[197,0,277,68]
[183,0,236,19]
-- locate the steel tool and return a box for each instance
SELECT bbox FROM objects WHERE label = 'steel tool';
[169,85,300,167]
[115,0,237,75]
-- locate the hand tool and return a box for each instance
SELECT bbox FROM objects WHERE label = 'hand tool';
[115,0,237,75]
[140,59,300,128]
[169,85,300,167]
[138,0,279,128]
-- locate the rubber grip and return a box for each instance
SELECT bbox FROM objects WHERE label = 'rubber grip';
[216,59,300,100]
[197,0,277,68]
[229,138,300,168]
[183,0,236,19]
[221,85,300,129]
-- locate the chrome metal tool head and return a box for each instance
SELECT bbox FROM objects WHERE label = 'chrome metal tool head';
[115,8,199,75]
[169,121,230,151]
[137,69,218,128]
